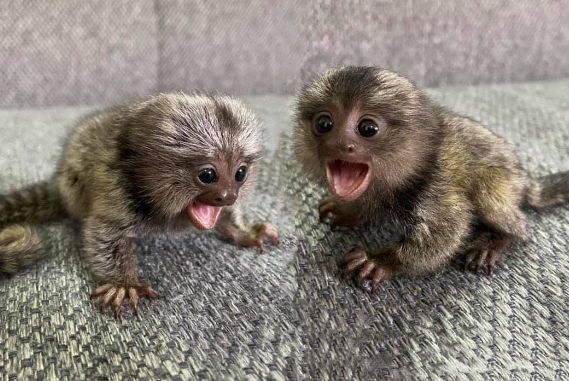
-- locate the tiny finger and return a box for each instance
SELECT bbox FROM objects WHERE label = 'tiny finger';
[128,288,139,315]
[91,284,113,299]
[100,287,117,313]
[342,257,367,278]
[358,262,376,281]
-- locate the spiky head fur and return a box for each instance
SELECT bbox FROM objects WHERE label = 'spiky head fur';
[117,94,263,226]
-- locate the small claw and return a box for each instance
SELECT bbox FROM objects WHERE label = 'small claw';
[370,268,389,294]
[342,249,366,265]
[267,228,279,246]
[371,281,381,294]
[113,288,126,319]
[464,251,476,272]
[262,226,279,248]
[114,304,123,320]
[100,287,117,313]
[318,197,338,222]
[91,283,157,317]
[475,250,487,274]
[370,281,379,294]
[464,232,507,276]
[144,287,159,300]
[247,224,279,252]
[487,250,500,275]
[128,287,139,315]
[318,205,332,222]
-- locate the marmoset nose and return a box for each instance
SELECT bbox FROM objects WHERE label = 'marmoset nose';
[339,142,357,155]
[213,189,238,206]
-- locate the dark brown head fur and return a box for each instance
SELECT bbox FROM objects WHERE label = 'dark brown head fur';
[294,66,442,207]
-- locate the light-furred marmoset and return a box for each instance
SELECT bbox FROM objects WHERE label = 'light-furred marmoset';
[293,66,569,291]
[0,93,278,316]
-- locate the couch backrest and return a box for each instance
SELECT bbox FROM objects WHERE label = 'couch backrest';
[2,0,568,108]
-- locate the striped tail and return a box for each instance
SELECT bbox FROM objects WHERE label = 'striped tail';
[0,181,65,274]
[525,171,569,210]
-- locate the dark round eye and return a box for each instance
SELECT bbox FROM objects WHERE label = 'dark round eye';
[357,119,380,137]
[314,114,333,134]
[198,168,217,184]
[235,166,247,182]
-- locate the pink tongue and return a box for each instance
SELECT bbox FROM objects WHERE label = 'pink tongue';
[327,161,368,198]
[187,202,222,230]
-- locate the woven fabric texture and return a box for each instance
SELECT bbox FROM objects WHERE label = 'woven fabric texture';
[2,1,569,107]
[156,1,307,96]
[300,0,569,87]
[1,81,569,380]
[0,0,159,108]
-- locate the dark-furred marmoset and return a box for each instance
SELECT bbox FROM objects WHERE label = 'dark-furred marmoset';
[0,93,278,317]
[293,66,568,291]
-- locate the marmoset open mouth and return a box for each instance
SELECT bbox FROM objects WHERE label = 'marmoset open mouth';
[187,202,222,230]
[326,159,371,202]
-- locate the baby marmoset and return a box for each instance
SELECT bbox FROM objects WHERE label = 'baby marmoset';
[0,93,278,316]
[293,66,569,291]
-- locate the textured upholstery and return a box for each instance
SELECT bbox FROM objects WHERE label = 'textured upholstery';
[2,1,569,107]
[2,81,569,379]
[0,0,158,108]
[156,1,306,96]
[300,0,569,87]
[1,1,569,380]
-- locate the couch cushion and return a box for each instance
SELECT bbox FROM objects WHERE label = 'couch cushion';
[2,1,569,108]
[300,0,569,88]
[1,80,568,379]
[0,0,158,108]
[156,1,306,96]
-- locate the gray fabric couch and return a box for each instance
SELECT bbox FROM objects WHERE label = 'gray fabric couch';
[1,1,568,380]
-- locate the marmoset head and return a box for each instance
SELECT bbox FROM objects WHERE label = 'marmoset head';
[119,93,263,230]
[293,66,438,202]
